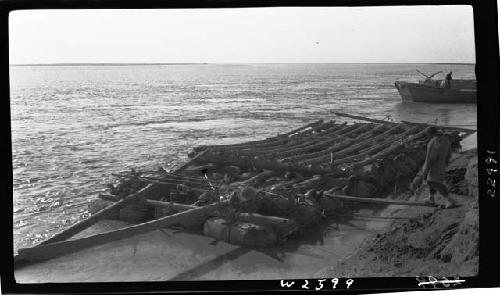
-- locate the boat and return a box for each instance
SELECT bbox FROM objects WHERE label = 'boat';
[13,113,477,280]
[395,70,477,103]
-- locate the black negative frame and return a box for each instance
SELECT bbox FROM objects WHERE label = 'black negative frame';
[0,0,498,293]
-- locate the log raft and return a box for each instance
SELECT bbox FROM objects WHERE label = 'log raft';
[15,113,464,266]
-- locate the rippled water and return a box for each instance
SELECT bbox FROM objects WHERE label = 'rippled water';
[10,63,476,252]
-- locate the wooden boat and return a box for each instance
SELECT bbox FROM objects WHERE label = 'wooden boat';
[14,113,476,269]
[394,71,476,103]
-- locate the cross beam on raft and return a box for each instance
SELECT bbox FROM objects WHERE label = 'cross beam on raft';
[323,192,438,207]
[16,200,229,263]
[333,112,398,125]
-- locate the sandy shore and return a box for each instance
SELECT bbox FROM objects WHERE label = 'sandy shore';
[323,149,478,277]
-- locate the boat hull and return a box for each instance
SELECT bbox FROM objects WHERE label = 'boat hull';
[395,81,476,103]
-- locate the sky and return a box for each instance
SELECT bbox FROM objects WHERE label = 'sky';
[9,6,476,64]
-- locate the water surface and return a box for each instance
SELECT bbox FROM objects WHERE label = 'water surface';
[10,63,477,252]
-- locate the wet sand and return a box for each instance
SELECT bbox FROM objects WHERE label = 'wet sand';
[15,204,405,282]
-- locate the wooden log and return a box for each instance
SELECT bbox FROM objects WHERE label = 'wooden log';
[262,123,354,158]
[39,184,156,245]
[230,170,276,188]
[232,120,337,153]
[277,124,353,161]
[333,112,475,134]
[141,175,209,187]
[181,164,217,174]
[143,200,294,230]
[234,213,295,231]
[333,112,397,125]
[283,124,370,163]
[229,125,344,155]
[231,120,336,153]
[144,199,197,211]
[98,194,121,202]
[298,123,380,165]
[328,124,402,162]
[238,122,347,156]
[323,192,437,207]
[195,150,345,176]
[175,149,211,172]
[159,169,211,182]
[115,174,209,190]
[400,120,476,133]
[16,200,228,262]
[268,176,309,190]
[332,125,421,165]
[348,126,432,170]
[281,119,326,136]
[137,178,210,193]
[282,122,361,159]
[293,175,324,190]
[192,120,326,152]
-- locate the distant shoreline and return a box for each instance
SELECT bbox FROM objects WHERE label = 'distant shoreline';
[10,63,210,66]
[10,62,475,66]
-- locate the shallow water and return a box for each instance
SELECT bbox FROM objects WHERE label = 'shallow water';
[10,63,476,252]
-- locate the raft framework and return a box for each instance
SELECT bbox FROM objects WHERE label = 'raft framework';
[14,113,475,265]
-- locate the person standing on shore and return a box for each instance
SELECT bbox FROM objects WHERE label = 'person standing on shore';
[411,127,458,209]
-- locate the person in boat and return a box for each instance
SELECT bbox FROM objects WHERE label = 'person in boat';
[442,72,452,89]
[411,126,457,209]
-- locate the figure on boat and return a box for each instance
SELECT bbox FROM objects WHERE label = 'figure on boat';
[395,70,476,103]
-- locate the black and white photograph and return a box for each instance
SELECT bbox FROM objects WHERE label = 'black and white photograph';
[3,1,499,292]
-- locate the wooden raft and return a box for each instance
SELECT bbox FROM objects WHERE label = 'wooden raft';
[15,113,462,265]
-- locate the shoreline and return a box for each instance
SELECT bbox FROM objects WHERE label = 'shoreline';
[323,149,478,277]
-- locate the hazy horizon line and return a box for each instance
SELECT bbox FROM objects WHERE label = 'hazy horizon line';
[10,62,476,66]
